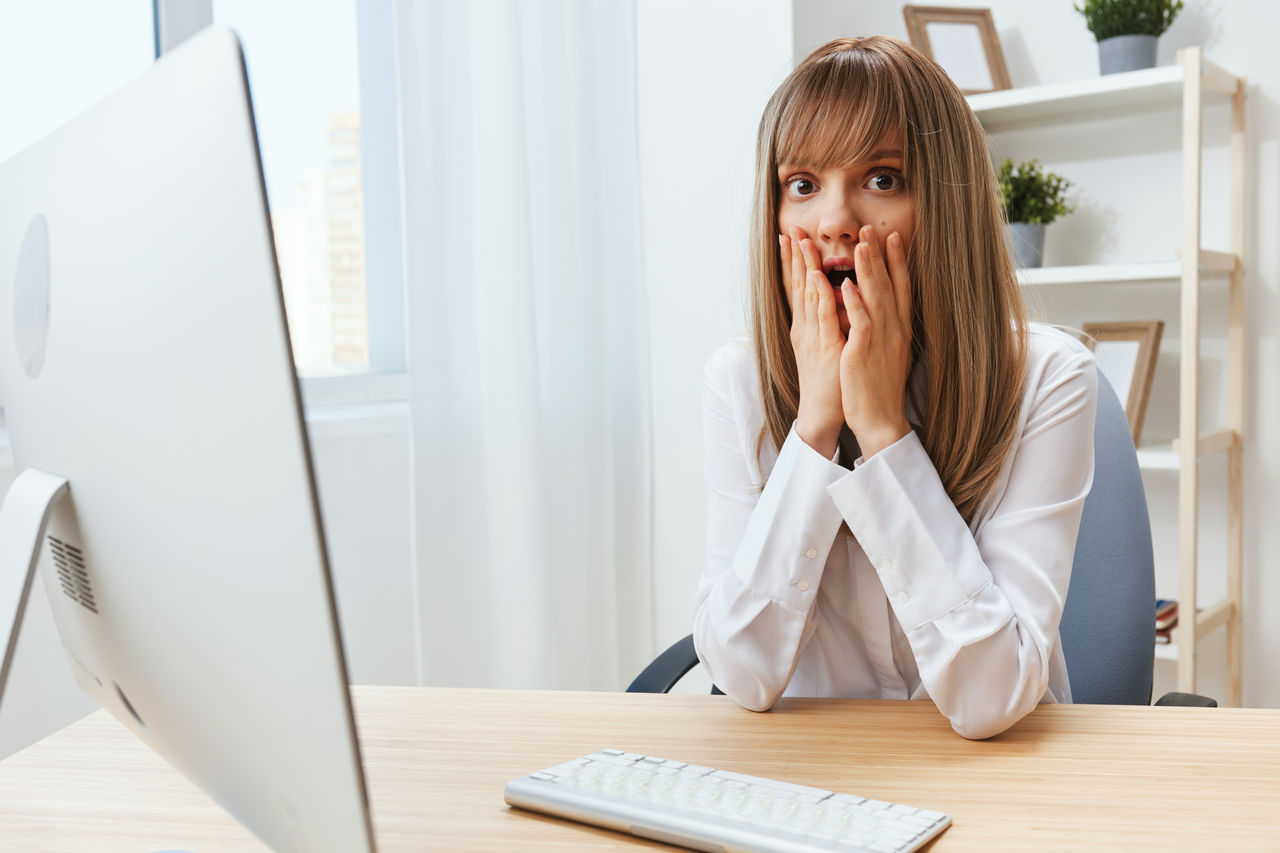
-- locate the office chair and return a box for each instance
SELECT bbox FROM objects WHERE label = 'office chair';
[627,372,1215,707]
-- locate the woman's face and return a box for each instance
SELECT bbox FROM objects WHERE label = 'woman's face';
[776,131,915,334]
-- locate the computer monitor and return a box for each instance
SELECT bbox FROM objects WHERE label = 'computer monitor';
[0,28,376,852]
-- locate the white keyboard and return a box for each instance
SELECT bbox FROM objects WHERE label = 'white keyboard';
[504,749,952,853]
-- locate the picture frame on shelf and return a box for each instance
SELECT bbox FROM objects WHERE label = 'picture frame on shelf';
[1081,320,1165,446]
[902,5,1012,94]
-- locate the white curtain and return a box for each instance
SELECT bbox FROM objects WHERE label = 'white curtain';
[393,0,653,690]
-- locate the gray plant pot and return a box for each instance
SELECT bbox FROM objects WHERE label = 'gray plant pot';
[1006,222,1046,268]
[1098,34,1158,75]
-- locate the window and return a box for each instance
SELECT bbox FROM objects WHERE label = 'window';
[214,0,404,379]
[1,1,404,411]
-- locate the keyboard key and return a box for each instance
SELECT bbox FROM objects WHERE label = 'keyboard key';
[711,768,831,798]
[830,792,867,807]
[899,814,937,829]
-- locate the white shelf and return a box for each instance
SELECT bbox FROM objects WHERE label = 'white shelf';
[967,62,1235,133]
[1018,262,1181,287]
[1136,445,1179,471]
[1154,643,1179,661]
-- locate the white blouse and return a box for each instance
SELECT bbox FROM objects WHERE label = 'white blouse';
[694,324,1097,739]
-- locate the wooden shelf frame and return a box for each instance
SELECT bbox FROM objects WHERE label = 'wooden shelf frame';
[1176,47,1247,706]
[971,48,1247,705]
[1135,429,1240,472]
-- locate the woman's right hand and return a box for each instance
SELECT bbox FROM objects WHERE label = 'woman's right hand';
[781,226,845,459]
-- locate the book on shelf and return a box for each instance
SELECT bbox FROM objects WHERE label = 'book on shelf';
[1153,599,1208,644]
[1155,599,1178,644]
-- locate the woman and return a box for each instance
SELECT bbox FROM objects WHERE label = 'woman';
[694,36,1097,740]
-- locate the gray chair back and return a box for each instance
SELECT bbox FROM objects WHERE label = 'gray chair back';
[1058,370,1156,704]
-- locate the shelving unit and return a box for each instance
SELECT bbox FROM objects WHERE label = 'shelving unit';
[969,48,1246,706]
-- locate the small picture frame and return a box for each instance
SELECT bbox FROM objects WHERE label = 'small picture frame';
[1081,321,1165,447]
[902,5,1012,95]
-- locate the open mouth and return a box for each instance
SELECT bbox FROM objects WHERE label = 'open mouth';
[827,267,856,288]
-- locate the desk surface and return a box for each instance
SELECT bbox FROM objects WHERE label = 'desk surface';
[1,686,1278,851]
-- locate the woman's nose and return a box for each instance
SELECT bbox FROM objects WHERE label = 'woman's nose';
[817,193,860,244]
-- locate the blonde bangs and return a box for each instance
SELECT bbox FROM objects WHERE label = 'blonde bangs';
[774,52,904,172]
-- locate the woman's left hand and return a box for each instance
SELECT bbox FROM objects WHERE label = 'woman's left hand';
[838,226,914,459]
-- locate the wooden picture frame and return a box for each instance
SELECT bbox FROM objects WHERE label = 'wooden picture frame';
[902,6,1012,95]
[1081,321,1165,447]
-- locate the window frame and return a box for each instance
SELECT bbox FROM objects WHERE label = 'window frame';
[165,0,407,408]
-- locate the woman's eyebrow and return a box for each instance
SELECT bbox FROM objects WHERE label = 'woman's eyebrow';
[863,148,904,162]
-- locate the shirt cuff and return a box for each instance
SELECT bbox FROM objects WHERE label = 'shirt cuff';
[731,425,848,613]
[825,430,992,631]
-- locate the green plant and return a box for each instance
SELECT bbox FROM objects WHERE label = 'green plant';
[1074,0,1184,40]
[998,159,1075,225]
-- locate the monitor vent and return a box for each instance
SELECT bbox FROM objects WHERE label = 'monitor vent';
[48,536,98,614]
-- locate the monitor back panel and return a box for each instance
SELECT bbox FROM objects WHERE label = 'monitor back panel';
[0,28,375,853]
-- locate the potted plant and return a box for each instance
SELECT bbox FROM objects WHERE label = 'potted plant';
[1075,0,1185,75]
[998,159,1075,268]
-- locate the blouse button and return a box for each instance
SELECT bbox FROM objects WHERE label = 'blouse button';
[893,590,910,605]
[804,548,817,559]
[796,580,810,592]
[878,559,895,573]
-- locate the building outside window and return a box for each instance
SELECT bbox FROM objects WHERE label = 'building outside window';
[216,0,384,378]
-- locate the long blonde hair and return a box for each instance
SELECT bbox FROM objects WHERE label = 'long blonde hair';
[749,36,1027,523]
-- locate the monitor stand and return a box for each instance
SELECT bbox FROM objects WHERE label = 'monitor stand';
[0,467,69,707]
[1,470,197,853]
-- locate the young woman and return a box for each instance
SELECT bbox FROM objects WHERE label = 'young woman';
[694,36,1097,740]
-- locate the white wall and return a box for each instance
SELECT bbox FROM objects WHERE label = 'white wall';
[304,408,415,687]
[636,0,795,674]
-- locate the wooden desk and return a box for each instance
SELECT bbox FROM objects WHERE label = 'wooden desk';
[1,687,1277,851]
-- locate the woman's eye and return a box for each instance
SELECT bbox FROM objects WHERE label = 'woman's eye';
[788,178,816,197]
[868,172,902,191]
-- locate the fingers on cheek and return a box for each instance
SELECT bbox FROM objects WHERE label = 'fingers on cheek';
[805,269,824,307]
[852,245,871,291]
[842,281,863,311]
[844,286,871,333]
[801,239,822,270]
[808,269,827,300]
[890,234,910,282]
